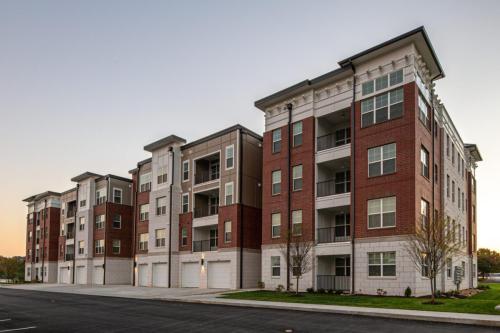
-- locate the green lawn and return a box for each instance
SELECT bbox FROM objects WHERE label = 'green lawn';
[222,283,500,315]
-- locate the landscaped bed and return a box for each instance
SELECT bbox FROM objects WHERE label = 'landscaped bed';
[221,283,500,315]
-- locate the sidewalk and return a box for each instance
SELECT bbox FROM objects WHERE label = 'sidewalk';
[3,284,500,327]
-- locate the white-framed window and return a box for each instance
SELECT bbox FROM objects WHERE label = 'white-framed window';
[140,204,149,221]
[155,229,166,247]
[421,146,429,178]
[368,143,396,177]
[446,258,452,278]
[112,240,120,254]
[78,241,85,255]
[182,160,189,182]
[292,121,303,147]
[181,228,188,247]
[272,129,281,153]
[224,220,232,243]
[418,94,430,128]
[156,196,167,216]
[95,240,104,255]
[96,188,106,205]
[139,233,148,251]
[292,165,303,191]
[292,210,302,236]
[113,188,122,204]
[421,253,430,277]
[139,172,152,192]
[271,212,281,238]
[225,182,234,205]
[452,181,455,202]
[368,252,396,277]
[420,199,429,227]
[458,187,461,209]
[446,175,450,197]
[225,145,234,170]
[272,170,281,195]
[112,214,121,229]
[80,199,86,208]
[362,69,403,96]
[182,194,189,214]
[368,196,396,229]
[361,88,403,127]
[271,256,280,277]
[95,214,105,229]
[27,267,31,277]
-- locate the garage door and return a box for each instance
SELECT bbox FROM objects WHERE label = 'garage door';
[93,266,104,285]
[181,262,200,288]
[59,267,70,284]
[138,264,148,287]
[76,266,86,284]
[152,263,167,287]
[208,261,231,289]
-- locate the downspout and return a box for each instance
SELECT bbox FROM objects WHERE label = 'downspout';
[238,129,244,289]
[286,102,293,291]
[41,199,47,283]
[132,170,138,286]
[350,64,356,294]
[103,176,110,285]
[72,184,79,284]
[430,83,438,293]
[168,147,174,288]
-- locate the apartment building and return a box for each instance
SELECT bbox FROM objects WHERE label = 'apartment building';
[23,191,61,283]
[130,125,263,289]
[255,27,482,296]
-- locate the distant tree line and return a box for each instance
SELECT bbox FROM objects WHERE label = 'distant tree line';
[477,248,500,277]
[0,256,25,282]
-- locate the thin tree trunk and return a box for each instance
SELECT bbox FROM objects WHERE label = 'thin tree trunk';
[296,276,299,295]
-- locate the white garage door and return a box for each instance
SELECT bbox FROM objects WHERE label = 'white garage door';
[76,266,86,284]
[59,267,70,284]
[208,261,231,289]
[181,262,200,288]
[93,266,104,285]
[152,263,168,287]
[138,264,148,287]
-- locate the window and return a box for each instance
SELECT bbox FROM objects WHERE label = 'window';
[368,143,396,177]
[224,221,232,243]
[416,72,430,101]
[271,213,281,238]
[181,228,188,246]
[139,233,148,251]
[361,88,403,127]
[368,197,396,229]
[362,69,403,96]
[420,199,429,227]
[112,240,120,254]
[95,215,105,229]
[78,241,85,255]
[292,165,303,191]
[434,164,439,183]
[28,231,32,242]
[96,188,106,205]
[335,128,351,146]
[292,121,303,147]
[271,256,280,277]
[446,175,450,197]
[140,204,149,221]
[225,182,234,205]
[422,253,430,277]
[368,252,396,277]
[80,200,86,208]
[446,134,450,157]
[452,181,455,202]
[335,171,350,194]
[335,256,351,276]
[113,188,122,204]
[95,240,104,254]
[446,258,452,278]
[292,210,302,236]
[156,196,167,216]
[418,95,430,128]
[272,170,281,195]
[182,160,189,181]
[139,172,152,192]
[458,187,461,209]
[421,146,429,178]
[155,229,166,247]
[112,214,121,229]
[452,143,455,165]
[272,129,281,153]
[225,145,234,169]
[182,194,189,214]
[362,80,374,95]
[462,192,465,212]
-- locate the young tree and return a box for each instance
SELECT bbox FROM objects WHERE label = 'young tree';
[405,215,461,304]
[477,248,500,278]
[280,237,313,295]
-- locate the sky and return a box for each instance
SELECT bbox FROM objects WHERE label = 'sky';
[0,0,499,257]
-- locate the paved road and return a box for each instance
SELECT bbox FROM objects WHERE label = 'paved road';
[0,288,496,332]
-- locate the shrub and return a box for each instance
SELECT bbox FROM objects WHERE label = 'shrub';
[306,287,314,293]
[435,290,442,298]
[478,284,491,290]
[335,290,343,295]
[257,281,265,289]
[376,288,387,296]
[404,286,412,297]
[327,289,335,294]
[275,284,285,292]
[317,288,326,294]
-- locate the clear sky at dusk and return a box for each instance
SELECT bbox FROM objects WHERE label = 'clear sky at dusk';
[1,0,499,256]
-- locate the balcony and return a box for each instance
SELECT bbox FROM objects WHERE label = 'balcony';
[317,228,350,243]
[193,189,219,220]
[194,152,220,185]
[317,130,351,152]
[316,177,350,197]
[192,225,218,252]
[316,255,351,291]
[192,239,218,252]
[316,157,350,209]
[65,254,74,261]
[316,110,351,163]
[316,275,350,291]
[316,207,350,245]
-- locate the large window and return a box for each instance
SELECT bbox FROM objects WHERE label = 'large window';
[182,194,189,214]
[225,182,234,205]
[139,172,152,192]
[361,88,403,127]
[112,214,121,229]
[140,204,149,221]
[420,199,429,227]
[225,145,234,169]
[271,213,281,238]
[368,252,396,277]
[335,213,350,239]
[272,129,281,153]
[156,196,167,216]
[182,161,189,181]
[418,94,430,128]
[368,143,396,177]
[335,256,351,276]
[272,170,281,195]
[155,229,166,248]
[95,214,105,229]
[335,128,351,146]
[137,233,148,251]
[362,69,403,96]
[421,146,429,178]
[112,240,120,254]
[95,240,104,255]
[368,197,396,229]
[271,256,280,277]
[113,188,122,204]
[96,188,106,205]
[292,165,303,191]
[293,121,303,147]
[292,210,302,236]
[224,221,232,243]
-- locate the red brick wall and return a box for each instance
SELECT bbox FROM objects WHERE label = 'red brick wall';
[134,180,150,254]
[262,116,315,245]
[178,212,193,252]
[106,202,133,258]
[41,207,60,262]
[26,213,35,262]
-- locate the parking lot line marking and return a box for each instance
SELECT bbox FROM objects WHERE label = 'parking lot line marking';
[0,327,36,332]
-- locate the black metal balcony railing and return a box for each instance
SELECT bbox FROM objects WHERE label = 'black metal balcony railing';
[316,180,350,197]
[66,231,75,239]
[65,254,74,261]
[194,205,219,218]
[316,275,350,291]
[195,171,220,184]
[317,133,351,152]
[192,239,218,252]
[317,227,350,243]
[67,210,76,218]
